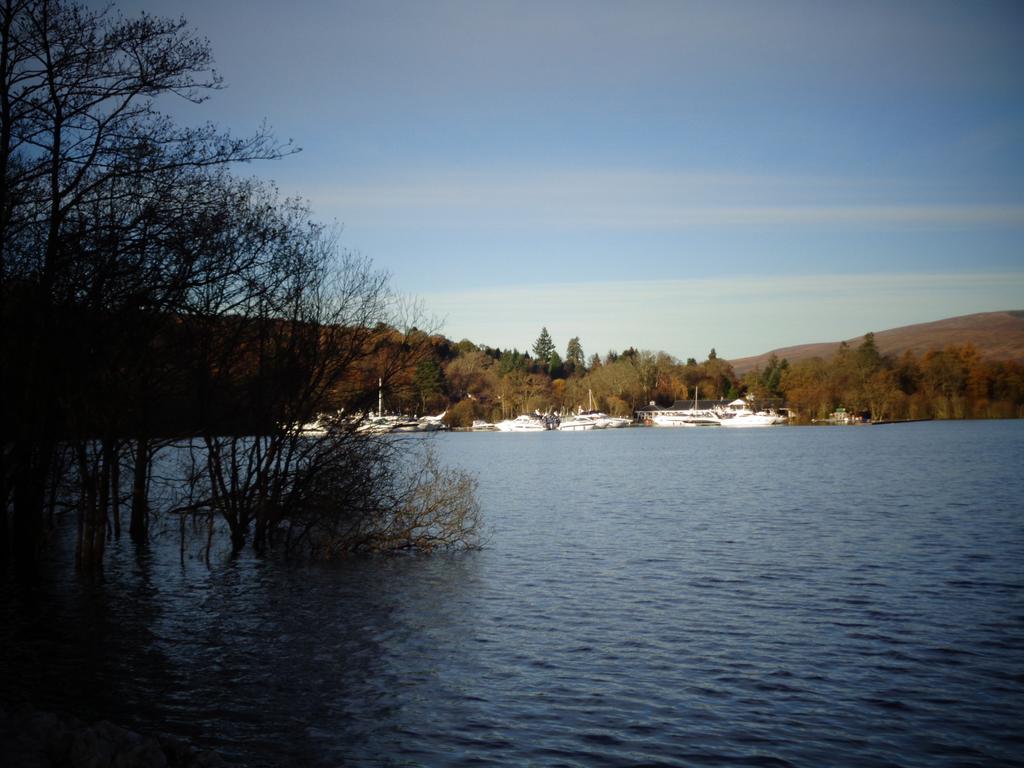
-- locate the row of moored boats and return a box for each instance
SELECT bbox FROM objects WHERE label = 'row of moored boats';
[299,410,447,436]
[473,398,786,432]
[474,410,633,432]
[297,385,785,436]
[650,399,786,428]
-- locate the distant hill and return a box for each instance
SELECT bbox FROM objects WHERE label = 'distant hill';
[729,311,1024,375]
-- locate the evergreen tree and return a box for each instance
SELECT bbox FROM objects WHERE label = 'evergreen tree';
[548,351,564,379]
[856,332,883,372]
[532,327,556,363]
[566,337,585,370]
[498,349,528,376]
[413,359,446,412]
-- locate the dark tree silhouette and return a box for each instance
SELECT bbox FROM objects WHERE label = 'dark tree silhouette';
[1,0,289,574]
[1,1,481,575]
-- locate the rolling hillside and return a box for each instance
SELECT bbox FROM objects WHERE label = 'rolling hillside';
[729,311,1024,375]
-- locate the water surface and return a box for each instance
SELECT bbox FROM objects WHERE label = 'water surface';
[3,421,1023,766]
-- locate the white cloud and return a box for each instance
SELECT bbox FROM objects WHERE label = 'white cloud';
[301,170,1024,232]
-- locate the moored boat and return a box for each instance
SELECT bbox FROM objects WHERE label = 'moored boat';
[651,410,721,427]
[557,413,598,431]
[416,411,448,431]
[717,398,786,427]
[296,416,331,436]
[595,413,631,428]
[495,413,552,432]
[651,387,721,427]
[563,391,632,429]
[356,414,404,434]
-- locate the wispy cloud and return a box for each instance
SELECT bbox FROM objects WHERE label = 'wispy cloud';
[419,271,1024,359]
[302,170,1024,232]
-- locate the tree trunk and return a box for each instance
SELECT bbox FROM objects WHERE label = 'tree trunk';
[74,444,92,568]
[129,438,149,542]
[253,509,267,554]
[74,441,107,570]
[230,523,246,555]
[95,439,112,561]
[111,441,121,540]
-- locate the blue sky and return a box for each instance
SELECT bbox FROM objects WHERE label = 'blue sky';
[109,0,1023,360]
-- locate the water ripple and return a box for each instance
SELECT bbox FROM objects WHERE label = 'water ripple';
[2,422,1024,767]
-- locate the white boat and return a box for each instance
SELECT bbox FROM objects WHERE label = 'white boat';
[296,416,331,436]
[592,412,631,428]
[651,387,721,427]
[471,420,497,431]
[294,411,347,436]
[717,399,786,428]
[557,413,598,431]
[652,410,720,427]
[559,410,631,430]
[390,416,424,432]
[355,379,400,433]
[352,380,447,433]
[564,391,631,429]
[356,414,404,434]
[416,411,447,431]
[495,414,551,432]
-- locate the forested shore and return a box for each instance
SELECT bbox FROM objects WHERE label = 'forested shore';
[393,327,1024,428]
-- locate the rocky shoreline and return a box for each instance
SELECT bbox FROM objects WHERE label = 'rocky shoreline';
[0,703,226,768]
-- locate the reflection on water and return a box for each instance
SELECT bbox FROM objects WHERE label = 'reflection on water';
[3,421,1024,766]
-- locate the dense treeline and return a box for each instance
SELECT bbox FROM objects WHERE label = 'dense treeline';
[398,328,1024,427]
[1,0,479,579]
[777,335,1024,421]
[404,331,746,427]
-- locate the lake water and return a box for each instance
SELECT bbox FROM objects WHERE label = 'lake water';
[3,421,1023,766]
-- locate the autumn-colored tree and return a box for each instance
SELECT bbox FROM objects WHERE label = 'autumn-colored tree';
[444,349,498,402]
[779,358,837,420]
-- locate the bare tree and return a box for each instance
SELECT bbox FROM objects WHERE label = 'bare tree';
[1,1,481,574]
[289,442,483,557]
[1,0,288,574]
[161,186,481,559]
